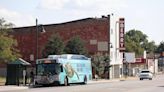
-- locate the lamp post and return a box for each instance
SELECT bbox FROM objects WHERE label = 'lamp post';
[36,18,46,61]
[36,19,39,60]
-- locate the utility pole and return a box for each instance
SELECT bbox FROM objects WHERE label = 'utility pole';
[107,14,111,80]
[107,14,113,79]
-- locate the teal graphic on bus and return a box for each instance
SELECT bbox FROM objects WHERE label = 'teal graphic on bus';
[35,54,92,86]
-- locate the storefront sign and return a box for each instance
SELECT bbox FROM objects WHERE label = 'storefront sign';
[119,18,125,51]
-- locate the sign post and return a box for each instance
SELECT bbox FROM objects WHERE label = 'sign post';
[143,50,147,69]
[23,70,26,85]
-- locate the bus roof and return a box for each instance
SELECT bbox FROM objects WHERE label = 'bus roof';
[48,54,89,60]
[36,54,90,64]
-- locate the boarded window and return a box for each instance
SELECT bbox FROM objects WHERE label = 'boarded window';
[97,41,108,51]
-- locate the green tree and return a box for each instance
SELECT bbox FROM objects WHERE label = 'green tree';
[156,41,164,53]
[141,41,156,53]
[64,36,87,54]
[42,34,64,57]
[0,18,20,63]
[91,54,110,78]
[125,29,156,57]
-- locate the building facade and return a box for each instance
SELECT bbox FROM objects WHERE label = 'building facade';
[109,17,125,78]
[10,16,124,79]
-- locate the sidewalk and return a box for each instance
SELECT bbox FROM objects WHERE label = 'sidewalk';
[120,76,138,81]
[0,85,28,92]
[88,76,138,84]
[0,82,5,86]
[0,77,138,92]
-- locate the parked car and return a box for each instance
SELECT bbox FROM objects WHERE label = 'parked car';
[139,69,153,80]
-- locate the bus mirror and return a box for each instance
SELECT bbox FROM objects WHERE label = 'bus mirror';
[61,65,63,72]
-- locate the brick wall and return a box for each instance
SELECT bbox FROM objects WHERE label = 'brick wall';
[12,17,110,64]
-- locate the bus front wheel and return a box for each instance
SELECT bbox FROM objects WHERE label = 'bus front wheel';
[64,77,69,86]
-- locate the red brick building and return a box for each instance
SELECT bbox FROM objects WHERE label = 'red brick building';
[12,17,110,65]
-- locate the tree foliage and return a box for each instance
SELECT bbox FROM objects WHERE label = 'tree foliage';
[91,54,110,78]
[42,34,64,57]
[142,41,157,53]
[64,36,87,54]
[0,18,20,63]
[125,29,156,57]
[156,41,164,53]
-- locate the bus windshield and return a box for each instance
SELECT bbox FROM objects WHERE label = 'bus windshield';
[37,63,61,76]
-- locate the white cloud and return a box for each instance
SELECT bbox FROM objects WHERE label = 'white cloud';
[74,0,126,8]
[0,8,35,27]
[39,0,69,10]
[0,0,127,27]
[38,0,127,22]
[39,0,127,12]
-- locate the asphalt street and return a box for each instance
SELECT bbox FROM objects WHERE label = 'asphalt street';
[2,75,164,92]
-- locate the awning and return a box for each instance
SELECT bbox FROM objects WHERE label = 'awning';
[9,58,31,65]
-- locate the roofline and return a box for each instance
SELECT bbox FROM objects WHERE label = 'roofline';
[13,17,97,29]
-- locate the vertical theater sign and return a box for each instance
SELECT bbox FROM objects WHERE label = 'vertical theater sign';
[119,18,125,52]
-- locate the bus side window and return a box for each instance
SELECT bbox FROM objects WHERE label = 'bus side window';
[61,65,63,72]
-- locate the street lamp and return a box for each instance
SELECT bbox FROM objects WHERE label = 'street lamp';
[36,18,46,60]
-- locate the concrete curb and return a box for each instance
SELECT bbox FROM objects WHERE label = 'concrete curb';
[0,86,28,92]
[88,77,138,84]
[88,79,120,84]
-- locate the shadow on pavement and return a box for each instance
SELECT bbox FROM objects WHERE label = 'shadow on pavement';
[158,86,164,87]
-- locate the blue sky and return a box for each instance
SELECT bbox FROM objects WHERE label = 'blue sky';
[0,0,163,45]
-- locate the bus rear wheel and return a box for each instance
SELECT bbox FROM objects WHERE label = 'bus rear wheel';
[83,76,87,84]
[64,77,69,86]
